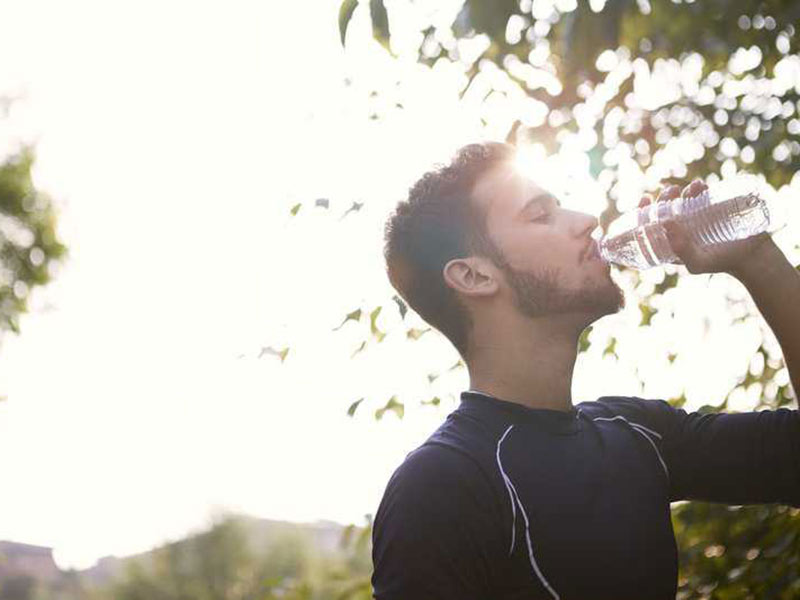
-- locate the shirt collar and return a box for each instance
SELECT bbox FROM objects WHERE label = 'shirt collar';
[460,389,582,435]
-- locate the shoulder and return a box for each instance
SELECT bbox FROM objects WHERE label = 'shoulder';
[578,395,673,416]
[375,442,504,535]
[578,395,682,437]
[384,443,495,502]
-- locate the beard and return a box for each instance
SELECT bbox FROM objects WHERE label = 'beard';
[499,262,625,319]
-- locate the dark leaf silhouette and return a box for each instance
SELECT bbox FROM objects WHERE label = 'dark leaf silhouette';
[350,340,367,358]
[340,201,364,220]
[392,294,407,319]
[334,308,362,331]
[347,397,365,417]
[338,0,359,46]
[369,0,392,54]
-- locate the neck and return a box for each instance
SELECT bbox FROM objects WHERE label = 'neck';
[466,311,585,413]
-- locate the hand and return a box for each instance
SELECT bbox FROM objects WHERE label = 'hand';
[639,179,774,276]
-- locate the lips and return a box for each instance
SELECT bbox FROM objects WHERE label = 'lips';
[582,239,599,262]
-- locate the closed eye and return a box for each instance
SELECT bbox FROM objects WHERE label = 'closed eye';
[531,213,551,223]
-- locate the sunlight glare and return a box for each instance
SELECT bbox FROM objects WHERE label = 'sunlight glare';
[513,142,547,181]
[513,142,571,203]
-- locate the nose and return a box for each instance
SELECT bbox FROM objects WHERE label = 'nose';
[570,210,599,238]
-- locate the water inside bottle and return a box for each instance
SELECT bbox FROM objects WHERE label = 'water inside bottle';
[599,193,770,269]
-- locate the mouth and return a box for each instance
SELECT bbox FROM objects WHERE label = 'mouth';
[581,239,601,263]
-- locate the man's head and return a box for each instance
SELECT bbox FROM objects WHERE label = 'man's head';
[383,142,623,360]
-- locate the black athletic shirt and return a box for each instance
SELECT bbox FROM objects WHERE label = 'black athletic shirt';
[371,390,800,600]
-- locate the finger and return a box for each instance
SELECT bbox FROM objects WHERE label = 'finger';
[656,184,681,203]
[664,220,694,262]
[681,179,706,199]
[638,194,654,209]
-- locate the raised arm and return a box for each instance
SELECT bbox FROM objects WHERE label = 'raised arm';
[653,180,799,400]
[728,239,800,400]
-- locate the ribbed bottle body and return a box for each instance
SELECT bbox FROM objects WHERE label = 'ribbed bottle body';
[599,193,770,269]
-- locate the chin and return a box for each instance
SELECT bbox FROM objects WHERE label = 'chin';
[591,283,626,318]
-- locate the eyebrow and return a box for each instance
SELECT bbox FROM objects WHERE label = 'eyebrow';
[518,192,561,216]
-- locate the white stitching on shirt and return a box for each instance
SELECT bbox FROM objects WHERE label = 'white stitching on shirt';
[496,425,561,600]
[592,415,662,439]
[591,415,670,482]
[495,425,517,556]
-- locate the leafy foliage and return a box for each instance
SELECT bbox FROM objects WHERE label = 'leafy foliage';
[0,146,67,348]
[337,0,800,596]
[101,516,373,600]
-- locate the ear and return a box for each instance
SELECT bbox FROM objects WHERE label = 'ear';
[443,257,499,298]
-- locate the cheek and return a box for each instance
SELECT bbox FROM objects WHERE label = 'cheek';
[500,229,551,268]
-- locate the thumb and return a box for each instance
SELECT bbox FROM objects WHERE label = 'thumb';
[664,220,691,258]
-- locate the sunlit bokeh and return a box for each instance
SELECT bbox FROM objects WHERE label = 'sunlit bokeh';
[0,1,798,593]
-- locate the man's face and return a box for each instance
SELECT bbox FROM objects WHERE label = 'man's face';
[471,162,624,320]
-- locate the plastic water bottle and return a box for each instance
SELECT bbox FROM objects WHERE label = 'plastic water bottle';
[598,188,773,269]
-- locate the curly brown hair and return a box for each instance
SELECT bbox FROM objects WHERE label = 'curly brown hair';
[383,142,515,359]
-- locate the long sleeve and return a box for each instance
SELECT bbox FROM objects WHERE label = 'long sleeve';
[596,396,800,506]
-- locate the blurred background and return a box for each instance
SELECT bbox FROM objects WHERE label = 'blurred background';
[0,0,799,598]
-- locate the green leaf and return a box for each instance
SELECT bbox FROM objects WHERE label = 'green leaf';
[578,325,593,353]
[392,294,407,319]
[447,359,465,371]
[257,346,289,362]
[603,336,617,358]
[639,302,656,326]
[654,272,679,296]
[347,397,365,417]
[668,393,687,409]
[421,396,441,407]
[338,0,359,47]
[7,316,19,334]
[370,306,386,342]
[427,372,439,384]
[290,203,302,216]
[350,340,367,358]
[406,327,430,340]
[334,308,362,331]
[375,395,404,420]
[369,0,392,54]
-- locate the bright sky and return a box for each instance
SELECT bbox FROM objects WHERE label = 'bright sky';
[0,0,798,571]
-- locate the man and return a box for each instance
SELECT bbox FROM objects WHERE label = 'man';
[372,141,800,599]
